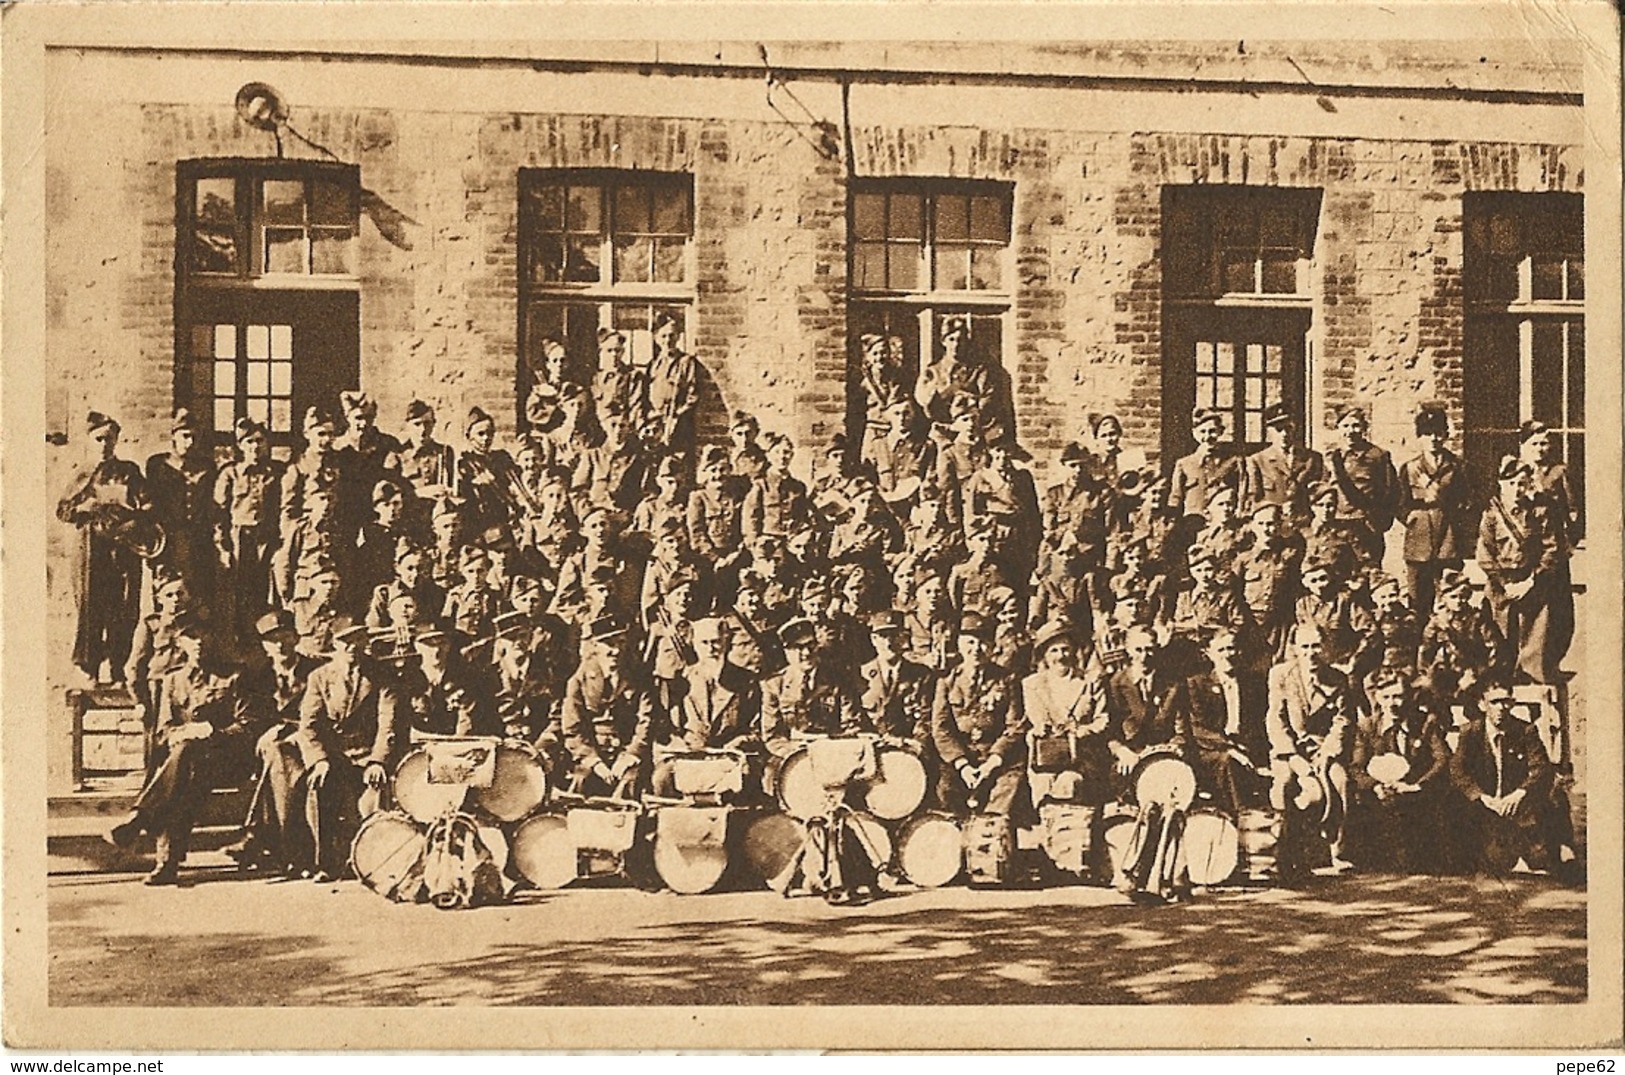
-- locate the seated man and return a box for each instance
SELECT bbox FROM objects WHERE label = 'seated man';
[1448,676,1575,875]
[654,617,762,797]
[389,627,501,738]
[1021,619,1111,808]
[292,618,403,881]
[561,617,656,800]
[858,609,938,745]
[931,612,1027,818]
[234,609,324,876]
[761,619,867,758]
[1266,622,1356,874]
[1172,628,1266,816]
[1349,670,1451,873]
[1102,625,1188,799]
[105,627,257,885]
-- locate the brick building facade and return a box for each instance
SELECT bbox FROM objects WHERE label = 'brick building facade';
[43,40,1587,789]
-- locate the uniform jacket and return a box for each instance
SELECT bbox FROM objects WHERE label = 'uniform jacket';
[1397,448,1470,562]
[931,661,1025,766]
[1476,498,1560,596]
[743,472,811,541]
[687,486,745,561]
[561,658,656,771]
[1168,449,1241,520]
[389,660,500,738]
[860,656,938,741]
[1244,443,1324,519]
[761,662,866,742]
[1325,442,1400,535]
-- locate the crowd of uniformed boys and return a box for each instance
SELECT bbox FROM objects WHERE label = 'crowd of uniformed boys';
[61,314,1580,890]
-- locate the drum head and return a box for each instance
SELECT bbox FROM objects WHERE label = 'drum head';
[1367,752,1411,787]
[1182,809,1240,886]
[350,811,426,900]
[653,807,731,895]
[510,813,577,890]
[861,747,927,821]
[740,812,804,887]
[897,814,962,888]
[1134,755,1197,811]
[778,747,829,820]
[394,748,471,824]
[471,743,549,823]
[845,810,893,868]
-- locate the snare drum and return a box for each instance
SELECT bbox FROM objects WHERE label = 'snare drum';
[1236,807,1282,882]
[509,811,576,890]
[470,741,549,823]
[393,747,472,824]
[1037,802,1096,877]
[567,799,644,881]
[1182,807,1240,886]
[670,751,747,803]
[1132,751,1198,811]
[350,810,427,902]
[895,811,962,888]
[740,810,804,889]
[859,744,928,820]
[962,813,1015,887]
[652,805,732,894]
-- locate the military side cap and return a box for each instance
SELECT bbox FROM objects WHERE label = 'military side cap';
[780,618,818,648]
[255,609,296,638]
[959,611,995,640]
[866,609,907,635]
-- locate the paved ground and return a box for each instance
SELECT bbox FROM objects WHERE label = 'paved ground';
[50,867,1585,1006]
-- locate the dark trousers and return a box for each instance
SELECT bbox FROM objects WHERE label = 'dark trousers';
[1406,559,1461,625]
[132,730,253,865]
[75,535,142,681]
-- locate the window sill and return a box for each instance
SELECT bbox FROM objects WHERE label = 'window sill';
[1165,293,1314,310]
[186,275,362,293]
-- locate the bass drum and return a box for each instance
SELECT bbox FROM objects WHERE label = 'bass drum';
[350,810,427,902]
[740,810,804,890]
[652,805,732,895]
[774,744,830,820]
[393,747,471,824]
[509,812,577,890]
[1132,752,1198,811]
[470,741,549,823]
[860,744,927,821]
[1182,807,1240,886]
[896,811,962,888]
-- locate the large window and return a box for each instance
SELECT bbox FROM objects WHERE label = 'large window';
[1162,185,1321,457]
[518,170,695,412]
[846,180,1013,433]
[176,159,361,449]
[1463,192,1585,530]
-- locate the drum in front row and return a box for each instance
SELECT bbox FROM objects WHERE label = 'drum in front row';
[895,810,963,889]
[768,737,927,821]
[1182,807,1240,887]
[509,797,643,890]
[351,810,427,901]
[393,738,549,825]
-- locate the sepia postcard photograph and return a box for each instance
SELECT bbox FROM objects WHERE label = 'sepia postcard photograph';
[2,0,1621,1053]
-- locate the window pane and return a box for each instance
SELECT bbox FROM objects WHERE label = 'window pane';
[311,228,356,275]
[262,180,305,226]
[651,185,690,234]
[853,242,886,290]
[1216,207,1255,247]
[853,193,886,240]
[935,195,968,242]
[1531,256,1565,301]
[246,362,270,396]
[214,361,236,396]
[194,178,238,273]
[214,324,236,359]
[1216,376,1235,411]
[271,398,293,432]
[534,235,565,283]
[936,246,969,291]
[1261,257,1298,294]
[271,361,293,396]
[213,400,236,432]
[245,324,270,360]
[269,324,293,360]
[1195,341,1215,375]
[264,228,306,273]
[613,236,652,283]
[1530,320,1565,425]
[1567,320,1584,427]
[614,185,650,234]
[566,186,602,234]
[970,247,1003,290]
[970,195,1008,243]
[889,194,923,241]
[565,236,601,283]
[1215,343,1234,376]
[246,398,270,424]
[886,245,920,291]
[1244,411,1263,444]
[528,184,565,231]
[310,180,352,226]
[652,237,687,283]
[193,324,218,358]
[1482,255,1520,304]
[1222,252,1256,293]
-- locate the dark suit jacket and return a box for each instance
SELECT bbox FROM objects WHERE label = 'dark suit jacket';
[859,656,937,741]
[665,661,761,750]
[1177,669,1267,761]
[1449,716,1552,802]
[1352,709,1450,794]
[561,657,656,771]
[1103,667,1188,754]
